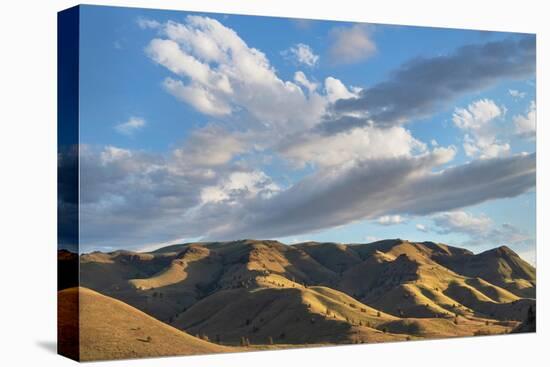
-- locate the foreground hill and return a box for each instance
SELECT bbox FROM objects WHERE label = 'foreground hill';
[58,287,233,361]
[75,239,534,349]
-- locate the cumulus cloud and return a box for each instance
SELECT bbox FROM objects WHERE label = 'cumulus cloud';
[115,117,146,135]
[282,43,319,67]
[326,36,535,131]
[430,210,533,247]
[324,77,358,103]
[279,125,427,168]
[514,101,536,139]
[328,24,376,64]
[145,16,330,133]
[452,99,510,159]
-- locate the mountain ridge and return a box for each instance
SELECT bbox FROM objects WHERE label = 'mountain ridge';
[61,238,535,357]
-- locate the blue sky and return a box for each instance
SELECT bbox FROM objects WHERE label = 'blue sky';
[72,5,536,263]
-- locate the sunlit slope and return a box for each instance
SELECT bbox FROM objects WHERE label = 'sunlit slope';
[58,287,232,361]
[77,238,534,345]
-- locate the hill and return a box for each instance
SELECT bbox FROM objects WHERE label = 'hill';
[74,239,535,350]
[58,287,233,361]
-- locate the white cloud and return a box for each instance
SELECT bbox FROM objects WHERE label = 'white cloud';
[200,171,280,204]
[429,211,533,248]
[114,117,146,135]
[324,77,357,103]
[452,99,510,159]
[282,43,319,67]
[378,215,405,225]
[280,125,428,168]
[328,24,376,64]
[514,101,536,139]
[294,71,318,93]
[433,211,492,235]
[509,89,526,99]
[453,99,503,130]
[416,224,428,232]
[137,17,161,29]
[430,139,439,147]
[145,16,327,133]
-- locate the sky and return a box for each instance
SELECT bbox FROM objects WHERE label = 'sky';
[63,5,536,263]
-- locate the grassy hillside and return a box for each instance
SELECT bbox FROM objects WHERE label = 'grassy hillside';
[75,238,534,351]
[58,287,233,361]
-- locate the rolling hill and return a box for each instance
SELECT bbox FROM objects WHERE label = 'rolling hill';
[63,238,535,358]
[58,287,234,361]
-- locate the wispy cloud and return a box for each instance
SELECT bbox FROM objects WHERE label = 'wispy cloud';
[115,117,146,136]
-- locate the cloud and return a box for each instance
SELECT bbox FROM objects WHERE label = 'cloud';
[294,71,318,93]
[72,18,536,252]
[452,99,510,159]
[279,125,427,168]
[432,211,492,235]
[282,43,319,67]
[137,17,161,30]
[324,77,358,103]
[326,36,535,132]
[509,89,526,99]
[378,215,405,225]
[430,210,533,247]
[200,171,280,204]
[75,140,278,251]
[416,224,428,232]
[514,101,536,139]
[328,24,376,64]
[208,152,535,240]
[145,16,329,133]
[172,124,247,167]
[114,117,146,135]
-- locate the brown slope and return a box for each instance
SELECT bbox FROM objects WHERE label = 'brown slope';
[58,287,232,361]
[172,283,403,345]
[79,239,535,334]
[433,245,536,298]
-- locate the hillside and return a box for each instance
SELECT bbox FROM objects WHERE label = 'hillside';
[74,239,535,351]
[58,287,233,361]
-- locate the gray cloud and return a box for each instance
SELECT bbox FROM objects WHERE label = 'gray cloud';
[208,152,535,240]
[322,36,535,133]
